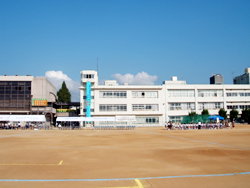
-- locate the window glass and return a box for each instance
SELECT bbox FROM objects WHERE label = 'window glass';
[99,104,127,111]
[100,91,127,98]
[132,91,158,98]
[168,90,195,97]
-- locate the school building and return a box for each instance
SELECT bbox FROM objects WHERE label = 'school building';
[79,70,250,126]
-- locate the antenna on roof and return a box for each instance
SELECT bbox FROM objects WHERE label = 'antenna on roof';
[97,57,98,76]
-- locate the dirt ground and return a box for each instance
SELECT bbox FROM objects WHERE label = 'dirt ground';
[0,125,250,188]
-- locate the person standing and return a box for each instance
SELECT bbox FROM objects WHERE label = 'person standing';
[232,118,235,128]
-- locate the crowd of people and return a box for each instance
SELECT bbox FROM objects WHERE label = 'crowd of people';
[0,122,22,130]
[0,122,48,130]
[165,121,235,130]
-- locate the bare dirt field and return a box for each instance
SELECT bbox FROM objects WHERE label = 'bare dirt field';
[0,125,250,188]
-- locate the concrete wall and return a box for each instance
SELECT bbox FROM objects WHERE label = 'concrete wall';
[33,77,56,102]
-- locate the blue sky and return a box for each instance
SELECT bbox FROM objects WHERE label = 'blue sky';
[1,0,250,101]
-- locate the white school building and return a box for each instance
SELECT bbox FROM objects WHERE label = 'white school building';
[79,70,250,126]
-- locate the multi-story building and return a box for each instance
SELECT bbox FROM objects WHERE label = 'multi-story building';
[234,68,250,84]
[79,70,250,126]
[0,75,57,124]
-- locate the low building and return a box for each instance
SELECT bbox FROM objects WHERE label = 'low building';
[234,68,250,84]
[0,75,57,124]
[79,70,250,126]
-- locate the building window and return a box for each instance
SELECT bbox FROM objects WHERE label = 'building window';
[83,96,94,99]
[83,109,94,112]
[169,116,182,123]
[238,105,250,109]
[198,102,224,110]
[227,105,239,109]
[100,91,127,98]
[132,91,158,98]
[168,90,195,97]
[227,92,250,97]
[0,81,32,111]
[134,117,159,124]
[132,104,158,111]
[198,90,223,97]
[82,74,94,79]
[99,104,127,111]
[169,103,195,111]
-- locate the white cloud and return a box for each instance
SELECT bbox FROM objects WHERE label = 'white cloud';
[45,71,80,101]
[112,71,158,85]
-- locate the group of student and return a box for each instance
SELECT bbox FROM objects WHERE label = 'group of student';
[0,122,22,130]
[0,122,47,130]
[165,121,235,130]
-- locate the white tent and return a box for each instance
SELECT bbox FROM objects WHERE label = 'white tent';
[0,115,11,121]
[0,115,46,122]
[56,117,115,122]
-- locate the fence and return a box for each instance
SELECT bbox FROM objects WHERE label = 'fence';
[181,115,210,124]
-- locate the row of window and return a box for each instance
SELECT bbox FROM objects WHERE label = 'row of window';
[82,74,95,79]
[168,90,195,97]
[0,95,31,100]
[86,103,250,113]
[99,91,158,98]
[198,90,224,97]
[168,90,224,97]
[134,117,159,124]
[169,102,224,111]
[169,116,182,123]
[98,104,159,112]
[87,90,250,99]
[227,105,250,109]
[0,81,31,95]
[132,91,158,98]
[226,93,250,97]
[0,81,31,86]
[169,103,195,111]
[99,105,127,111]
[132,104,158,111]
[97,117,159,124]
[100,91,127,98]
[88,103,249,112]
[198,103,224,110]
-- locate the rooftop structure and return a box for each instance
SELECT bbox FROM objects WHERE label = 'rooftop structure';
[234,68,250,84]
[210,74,223,85]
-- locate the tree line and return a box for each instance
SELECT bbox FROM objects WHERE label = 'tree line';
[189,108,250,123]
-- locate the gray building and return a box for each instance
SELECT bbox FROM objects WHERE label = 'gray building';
[234,68,250,84]
[210,74,223,85]
[0,75,57,124]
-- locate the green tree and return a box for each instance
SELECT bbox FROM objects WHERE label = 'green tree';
[201,109,209,115]
[57,81,71,103]
[219,108,227,120]
[189,111,197,116]
[230,109,238,122]
[188,111,197,123]
[241,108,250,123]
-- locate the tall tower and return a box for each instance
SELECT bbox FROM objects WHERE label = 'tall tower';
[79,71,98,120]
